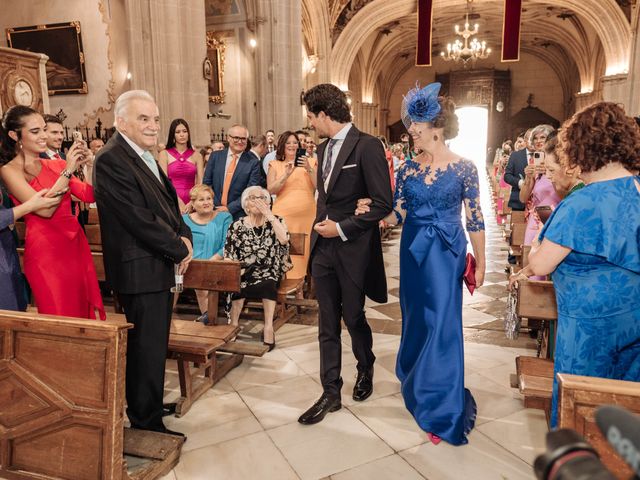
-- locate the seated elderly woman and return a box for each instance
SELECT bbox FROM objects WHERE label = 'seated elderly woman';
[182,184,232,316]
[224,185,292,350]
[510,102,640,428]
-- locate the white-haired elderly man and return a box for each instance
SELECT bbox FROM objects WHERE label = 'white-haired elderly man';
[93,90,193,438]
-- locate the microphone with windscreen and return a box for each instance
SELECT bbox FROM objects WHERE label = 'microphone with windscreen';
[595,405,640,478]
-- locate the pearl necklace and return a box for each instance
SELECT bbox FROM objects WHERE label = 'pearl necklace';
[245,216,266,241]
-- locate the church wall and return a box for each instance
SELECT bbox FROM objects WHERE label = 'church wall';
[387,52,566,132]
[0,0,128,134]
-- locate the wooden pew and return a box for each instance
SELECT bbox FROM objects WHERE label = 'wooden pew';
[274,232,307,330]
[508,222,527,266]
[0,310,184,479]
[558,374,640,479]
[15,225,249,417]
[514,278,558,415]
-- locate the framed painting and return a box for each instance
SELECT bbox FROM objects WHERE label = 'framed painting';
[206,32,226,104]
[6,21,88,95]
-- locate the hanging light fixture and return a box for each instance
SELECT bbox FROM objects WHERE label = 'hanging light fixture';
[440,0,491,65]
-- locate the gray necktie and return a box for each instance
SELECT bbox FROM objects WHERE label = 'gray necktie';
[322,139,338,183]
[141,151,162,182]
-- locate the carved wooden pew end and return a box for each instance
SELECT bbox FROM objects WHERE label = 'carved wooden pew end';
[558,374,640,479]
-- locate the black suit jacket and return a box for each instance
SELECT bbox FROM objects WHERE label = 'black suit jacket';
[93,132,191,294]
[503,149,529,210]
[202,148,263,219]
[313,126,393,303]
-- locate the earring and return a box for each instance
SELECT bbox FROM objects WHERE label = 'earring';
[18,141,23,149]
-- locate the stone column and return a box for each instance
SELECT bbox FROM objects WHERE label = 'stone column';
[254,0,303,133]
[379,108,390,140]
[124,0,209,146]
[574,91,597,112]
[627,21,640,116]
[359,103,378,136]
[600,73,630,108]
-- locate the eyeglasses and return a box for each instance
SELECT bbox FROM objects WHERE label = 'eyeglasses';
[248,195,269,201]
[229,135,248,142]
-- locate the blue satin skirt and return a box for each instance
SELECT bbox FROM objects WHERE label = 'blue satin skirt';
[396,219,476,445]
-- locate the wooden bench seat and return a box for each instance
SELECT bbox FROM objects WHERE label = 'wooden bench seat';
[515,356,553,412]
[168,320,245,416]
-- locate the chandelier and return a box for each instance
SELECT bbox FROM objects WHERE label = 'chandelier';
[440,11,491,65]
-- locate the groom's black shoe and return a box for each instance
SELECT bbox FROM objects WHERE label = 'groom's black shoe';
[352,366,374,401]
[298,394,341,425]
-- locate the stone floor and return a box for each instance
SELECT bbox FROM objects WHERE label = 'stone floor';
[158,168,547,479]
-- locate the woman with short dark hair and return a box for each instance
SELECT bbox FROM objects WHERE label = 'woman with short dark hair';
[510,102,640,428]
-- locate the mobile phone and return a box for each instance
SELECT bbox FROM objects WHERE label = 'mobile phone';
[535,205,552,224]
[72,131,83,143]
[295,148,307,167]
[533,151,545,166]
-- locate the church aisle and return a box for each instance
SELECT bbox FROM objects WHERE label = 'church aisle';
[158,168,546,479]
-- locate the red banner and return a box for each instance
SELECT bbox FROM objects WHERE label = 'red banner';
[416,0,434,66]
[502,0,522,62]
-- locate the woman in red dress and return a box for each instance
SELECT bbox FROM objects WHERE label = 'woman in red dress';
[0,106,105,320]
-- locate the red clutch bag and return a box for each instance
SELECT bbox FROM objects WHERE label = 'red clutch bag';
[464,253,476,295]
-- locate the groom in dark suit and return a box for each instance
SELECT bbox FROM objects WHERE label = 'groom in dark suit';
[93,90,192,437]
[298,84,393,425]
[203,124,263,220]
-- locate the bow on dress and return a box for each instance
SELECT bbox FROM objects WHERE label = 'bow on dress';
[407,210,463,267]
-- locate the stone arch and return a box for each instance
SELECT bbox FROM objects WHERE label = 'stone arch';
[331,0,630,88]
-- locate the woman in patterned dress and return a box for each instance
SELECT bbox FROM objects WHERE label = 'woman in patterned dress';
[224,186,292,350]
[511,102,640,428]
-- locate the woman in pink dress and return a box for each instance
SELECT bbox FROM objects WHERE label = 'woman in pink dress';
[520,127,561,279]
[0,106,105,320]
[158,118,204,212]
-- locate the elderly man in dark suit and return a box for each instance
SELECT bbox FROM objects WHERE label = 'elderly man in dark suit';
[93,90,193,437]
[298,83,393,425]
[203,124,263,220]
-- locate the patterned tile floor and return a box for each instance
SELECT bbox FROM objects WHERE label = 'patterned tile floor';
[158,168,546,479]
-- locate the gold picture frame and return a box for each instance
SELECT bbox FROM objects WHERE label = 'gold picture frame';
[206,32,225,104]
[6,21,88,95]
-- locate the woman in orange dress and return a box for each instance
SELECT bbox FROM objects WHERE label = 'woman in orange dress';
[267,131,316,280]
[0,106,105,320]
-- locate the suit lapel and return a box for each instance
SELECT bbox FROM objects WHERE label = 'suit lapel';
[326,127,358,194]
[114,133,175,205]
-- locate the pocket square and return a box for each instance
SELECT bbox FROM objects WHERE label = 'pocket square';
[341,164,357,170]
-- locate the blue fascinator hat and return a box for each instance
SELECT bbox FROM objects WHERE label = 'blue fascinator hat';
[401,82,442,129]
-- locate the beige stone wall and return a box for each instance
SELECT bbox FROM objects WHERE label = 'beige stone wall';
[0,0,128,133]
[387,52,566,130]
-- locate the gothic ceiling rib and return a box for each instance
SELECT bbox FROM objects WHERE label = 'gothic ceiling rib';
[358,7,588,107]
[331,0,631,88]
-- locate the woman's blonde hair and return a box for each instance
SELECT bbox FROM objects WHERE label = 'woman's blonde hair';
[189,184,214,201]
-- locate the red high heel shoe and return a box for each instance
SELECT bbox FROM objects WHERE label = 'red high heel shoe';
[427,433,441,445]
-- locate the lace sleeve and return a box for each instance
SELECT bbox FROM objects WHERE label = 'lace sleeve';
[462,161,485,232]
[392,163,408,225]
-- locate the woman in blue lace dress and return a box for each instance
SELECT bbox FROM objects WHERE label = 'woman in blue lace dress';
[511,102,640,428]
[357,83,485,445]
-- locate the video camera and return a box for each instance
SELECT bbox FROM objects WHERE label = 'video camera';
[534,405,640,480]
